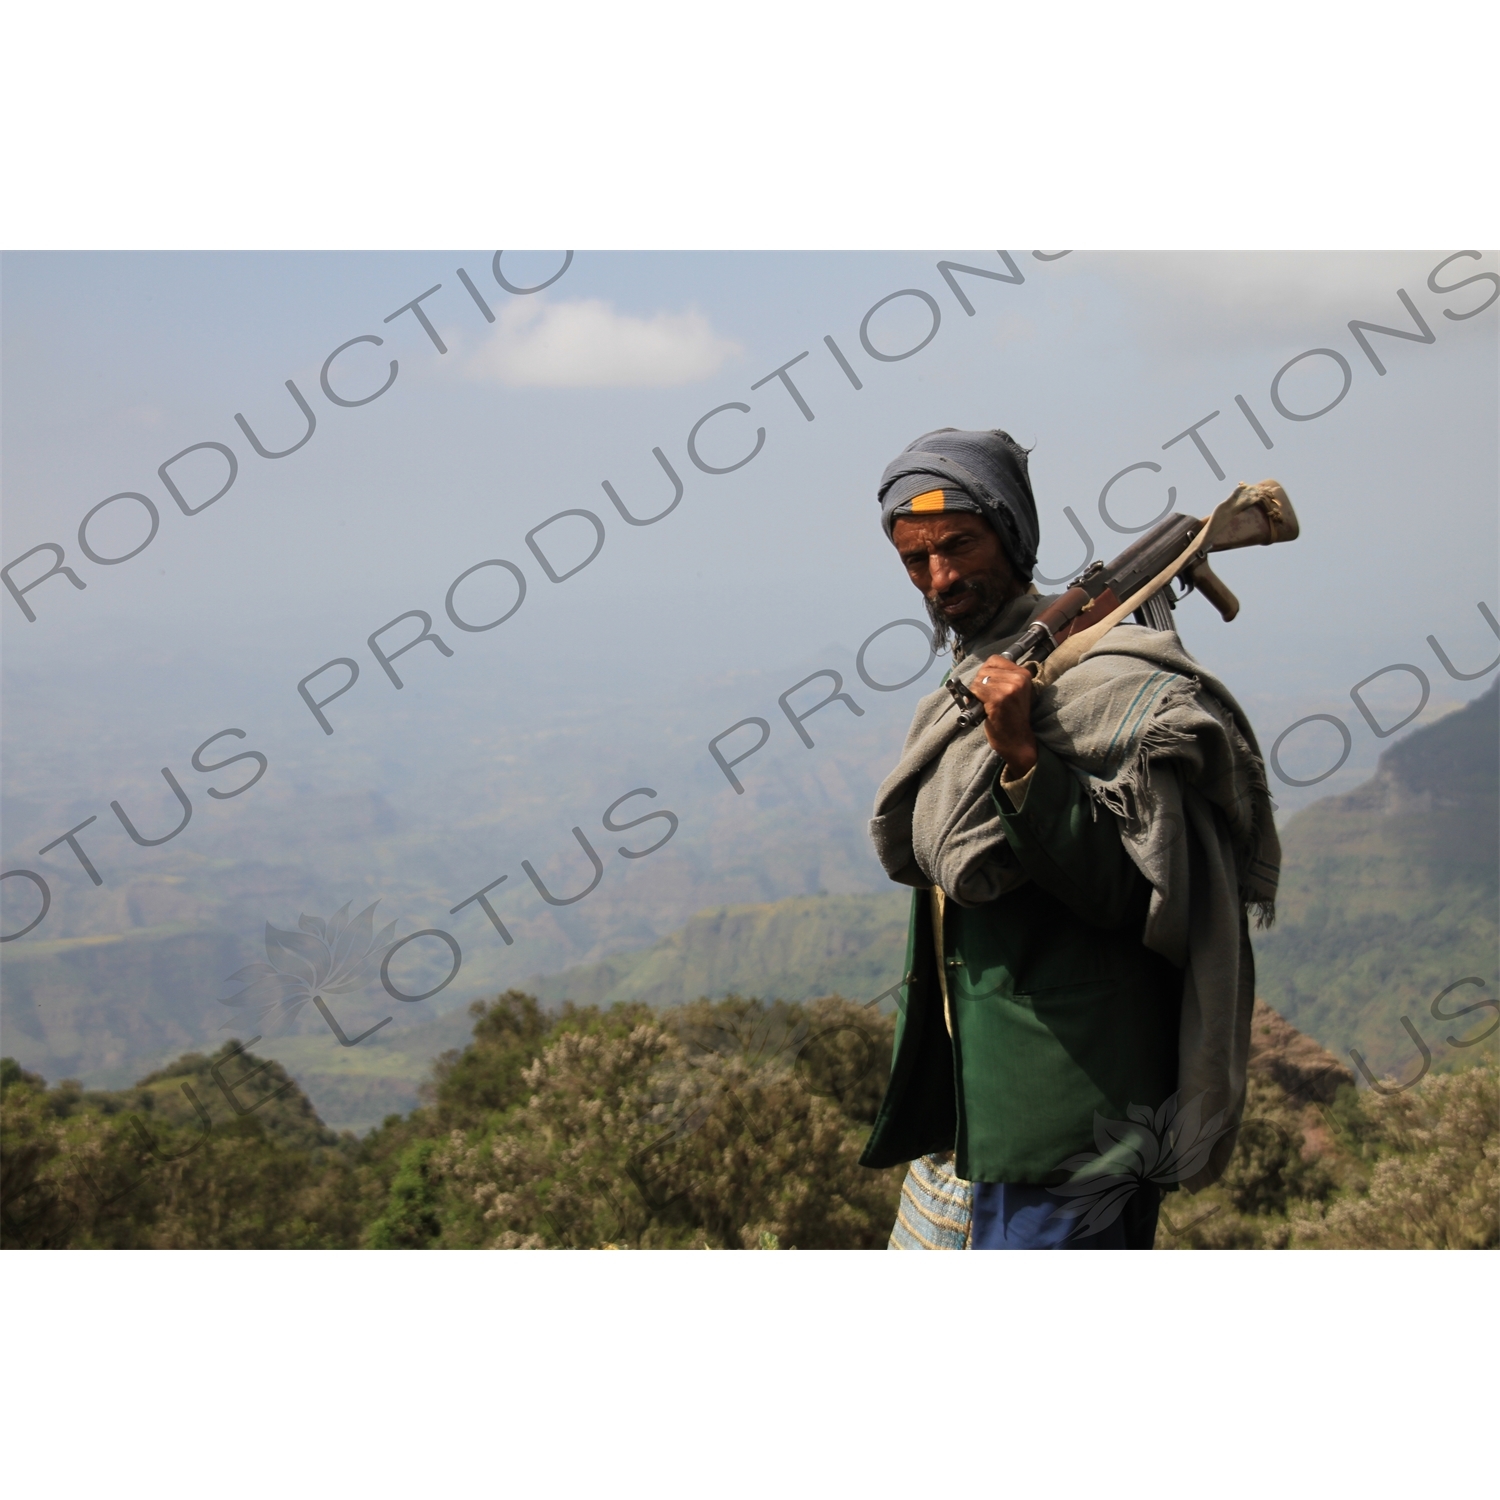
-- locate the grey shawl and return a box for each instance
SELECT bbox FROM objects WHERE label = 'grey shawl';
[869,596,1281,1189]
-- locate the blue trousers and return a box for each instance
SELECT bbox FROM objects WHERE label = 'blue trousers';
[969,1181,1162,1249]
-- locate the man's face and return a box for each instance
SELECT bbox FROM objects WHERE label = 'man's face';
[890,511,1020,641]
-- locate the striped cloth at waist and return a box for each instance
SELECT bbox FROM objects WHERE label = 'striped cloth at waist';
[888,1152,973,1250]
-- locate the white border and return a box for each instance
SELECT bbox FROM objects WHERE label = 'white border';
[2,2,1497,248]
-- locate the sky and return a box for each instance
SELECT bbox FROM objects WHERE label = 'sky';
[2,249,1497,993]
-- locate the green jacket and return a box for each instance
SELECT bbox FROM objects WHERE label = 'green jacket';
[860,741,1183,1183]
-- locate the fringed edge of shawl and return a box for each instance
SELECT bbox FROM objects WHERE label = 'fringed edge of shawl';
[1248,899,1277,931]
[1083,675,1200,831]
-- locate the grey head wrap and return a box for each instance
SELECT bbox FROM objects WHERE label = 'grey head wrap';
[878,427,1040,581]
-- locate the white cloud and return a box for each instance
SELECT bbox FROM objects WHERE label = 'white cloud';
[465,297,741,387]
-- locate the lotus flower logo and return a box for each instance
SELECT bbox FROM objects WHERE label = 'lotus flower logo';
[219,901,400,1047]
[1048,1092,1237,1239]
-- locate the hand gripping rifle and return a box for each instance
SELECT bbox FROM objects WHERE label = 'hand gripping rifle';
[946,480,1300,730]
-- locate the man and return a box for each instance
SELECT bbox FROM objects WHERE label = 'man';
[859,427,1280,1249]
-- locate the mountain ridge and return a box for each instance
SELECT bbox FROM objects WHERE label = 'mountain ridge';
[1252,678,1498,1076]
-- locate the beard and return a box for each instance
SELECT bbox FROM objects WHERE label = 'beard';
[924,570,1013,655]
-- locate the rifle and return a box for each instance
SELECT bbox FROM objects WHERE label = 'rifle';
[946,480,1300,730]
